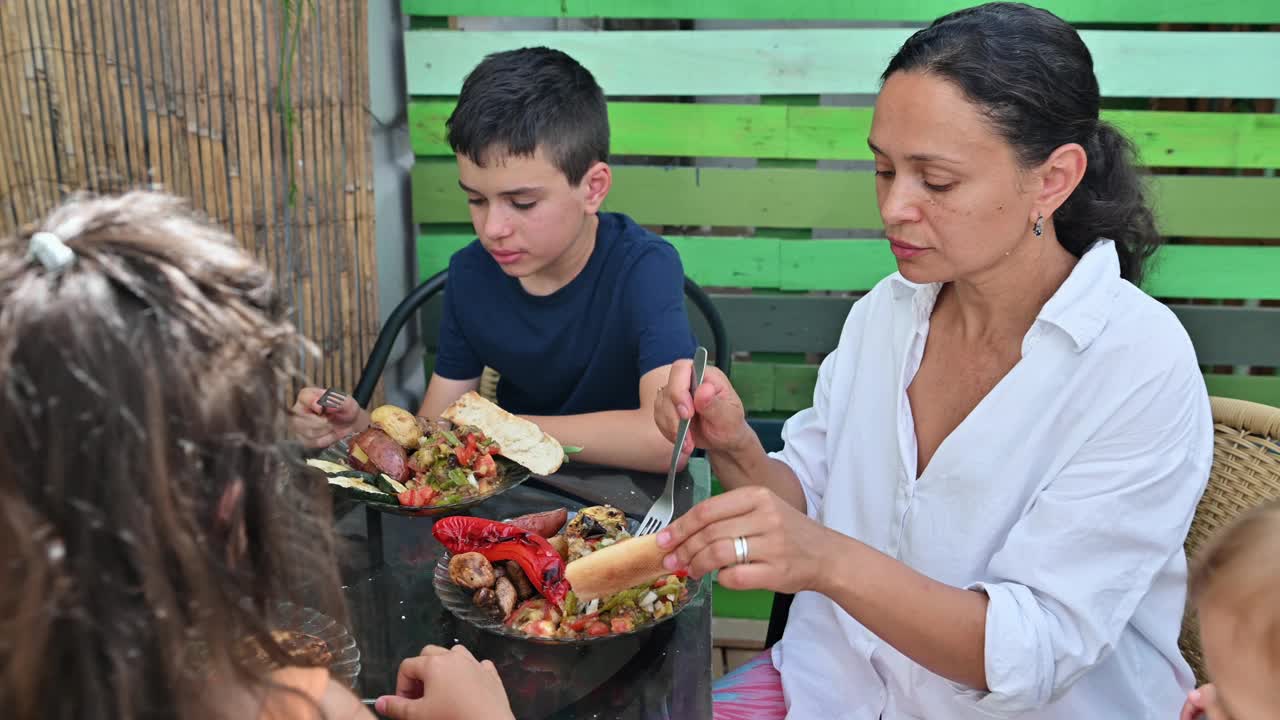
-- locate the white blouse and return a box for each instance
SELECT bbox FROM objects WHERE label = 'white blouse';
[769,240,1213,719]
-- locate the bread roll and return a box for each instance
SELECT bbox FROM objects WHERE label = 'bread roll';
[441,391,564,476]
[564,534,670,601]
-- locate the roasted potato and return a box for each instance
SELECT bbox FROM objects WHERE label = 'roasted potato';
[370,405,422,449]
[349,427,411,483]
[448,552,496,590]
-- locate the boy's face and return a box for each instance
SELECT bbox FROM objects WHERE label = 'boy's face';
[1201,600,1280,720]
[456,146,610,283]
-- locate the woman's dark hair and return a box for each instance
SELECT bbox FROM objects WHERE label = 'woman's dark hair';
[0,191,347,719]
[883,2,1162,285]
[448,46,609,186]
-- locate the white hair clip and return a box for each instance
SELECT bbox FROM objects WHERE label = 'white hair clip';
[29,231,76,272]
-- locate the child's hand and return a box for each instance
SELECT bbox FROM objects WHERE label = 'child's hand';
[1179,684,1227,720]
[374,644,513,720]
[289,387,367,448]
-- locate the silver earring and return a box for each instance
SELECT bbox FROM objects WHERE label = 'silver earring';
[1032,214,1044,237]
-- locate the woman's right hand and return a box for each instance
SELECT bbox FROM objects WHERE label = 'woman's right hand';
[654,361,753,457]
[1179,684,1226,720]
[374,644,513,720]
[288,387,367,448]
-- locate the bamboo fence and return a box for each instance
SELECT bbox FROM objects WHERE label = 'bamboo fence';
[0,0,379,398]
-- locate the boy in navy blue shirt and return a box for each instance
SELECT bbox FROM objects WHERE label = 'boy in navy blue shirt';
[293,47,696,474]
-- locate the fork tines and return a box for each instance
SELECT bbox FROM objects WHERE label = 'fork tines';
[317,388,347,412]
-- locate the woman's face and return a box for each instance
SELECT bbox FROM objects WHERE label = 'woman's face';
[868,71,1040,285]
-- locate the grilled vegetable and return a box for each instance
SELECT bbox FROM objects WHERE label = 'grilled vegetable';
[565,505,628,540]
[326,475,388,499]
[306,459,355,475]
[376,473,408,495]
[370,405,422,449]
[396,486,437,507]
[432,517,569,607]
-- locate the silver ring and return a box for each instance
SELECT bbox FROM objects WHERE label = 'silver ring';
[733,536,749,565]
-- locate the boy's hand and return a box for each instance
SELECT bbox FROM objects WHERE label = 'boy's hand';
[374,645,514,720]
[289,386,368,448]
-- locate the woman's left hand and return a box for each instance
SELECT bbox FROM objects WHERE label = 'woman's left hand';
[656,485,833,594]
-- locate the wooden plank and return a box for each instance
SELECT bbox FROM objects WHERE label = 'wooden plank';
[418,232,1280,300]
[703,295,853,355]
[1205,374,1280,407]
[730,363,1280,413]
[725,648,761,673]
[416,232,783,289]
[411,100,1280,170]
[404,0,1280,24]
[413,163,1280,242]
[1173,307,1280,367]
[404,29,1280,99]
[730,362,775,416]
[704,296,1280,367]
[711,617,769,650]
[1146,247,1280,300]
[412,284,1280,367]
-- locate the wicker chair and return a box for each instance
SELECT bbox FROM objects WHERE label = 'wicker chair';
[1178,396,1280,685]
[479,367,501,403]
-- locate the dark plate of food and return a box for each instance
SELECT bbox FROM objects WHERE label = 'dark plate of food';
[311,393,572,517]
[431,506,706,645]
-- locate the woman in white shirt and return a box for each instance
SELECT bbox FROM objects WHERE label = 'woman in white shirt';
[654,4,1213,719]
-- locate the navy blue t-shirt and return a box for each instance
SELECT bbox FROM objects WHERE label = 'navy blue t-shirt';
[433,212,697,416]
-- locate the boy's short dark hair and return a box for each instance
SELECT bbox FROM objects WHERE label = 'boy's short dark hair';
[447,46,609,186]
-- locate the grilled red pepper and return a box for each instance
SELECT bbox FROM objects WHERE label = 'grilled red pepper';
[433,517,569,607]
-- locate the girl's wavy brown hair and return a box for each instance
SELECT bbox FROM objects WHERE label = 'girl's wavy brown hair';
[1189,499,1280,667]
[0,191,347,719]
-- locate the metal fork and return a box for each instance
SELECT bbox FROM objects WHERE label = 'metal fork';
[636,346,708,537]
[317,388,347,414]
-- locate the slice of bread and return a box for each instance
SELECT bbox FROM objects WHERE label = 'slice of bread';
[440,391,564,476]
[564,534,670,601]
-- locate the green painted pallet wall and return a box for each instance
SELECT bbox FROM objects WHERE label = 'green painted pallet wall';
[404,29,1280,99]
[412,163,1280,241]
[417,233,1280,300]
[404,0,1280,24]
[407,101,1280,169]
[410,101,1280,170]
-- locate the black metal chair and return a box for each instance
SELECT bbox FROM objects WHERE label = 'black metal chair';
[746,423,794,648]
[351,269,731,408]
